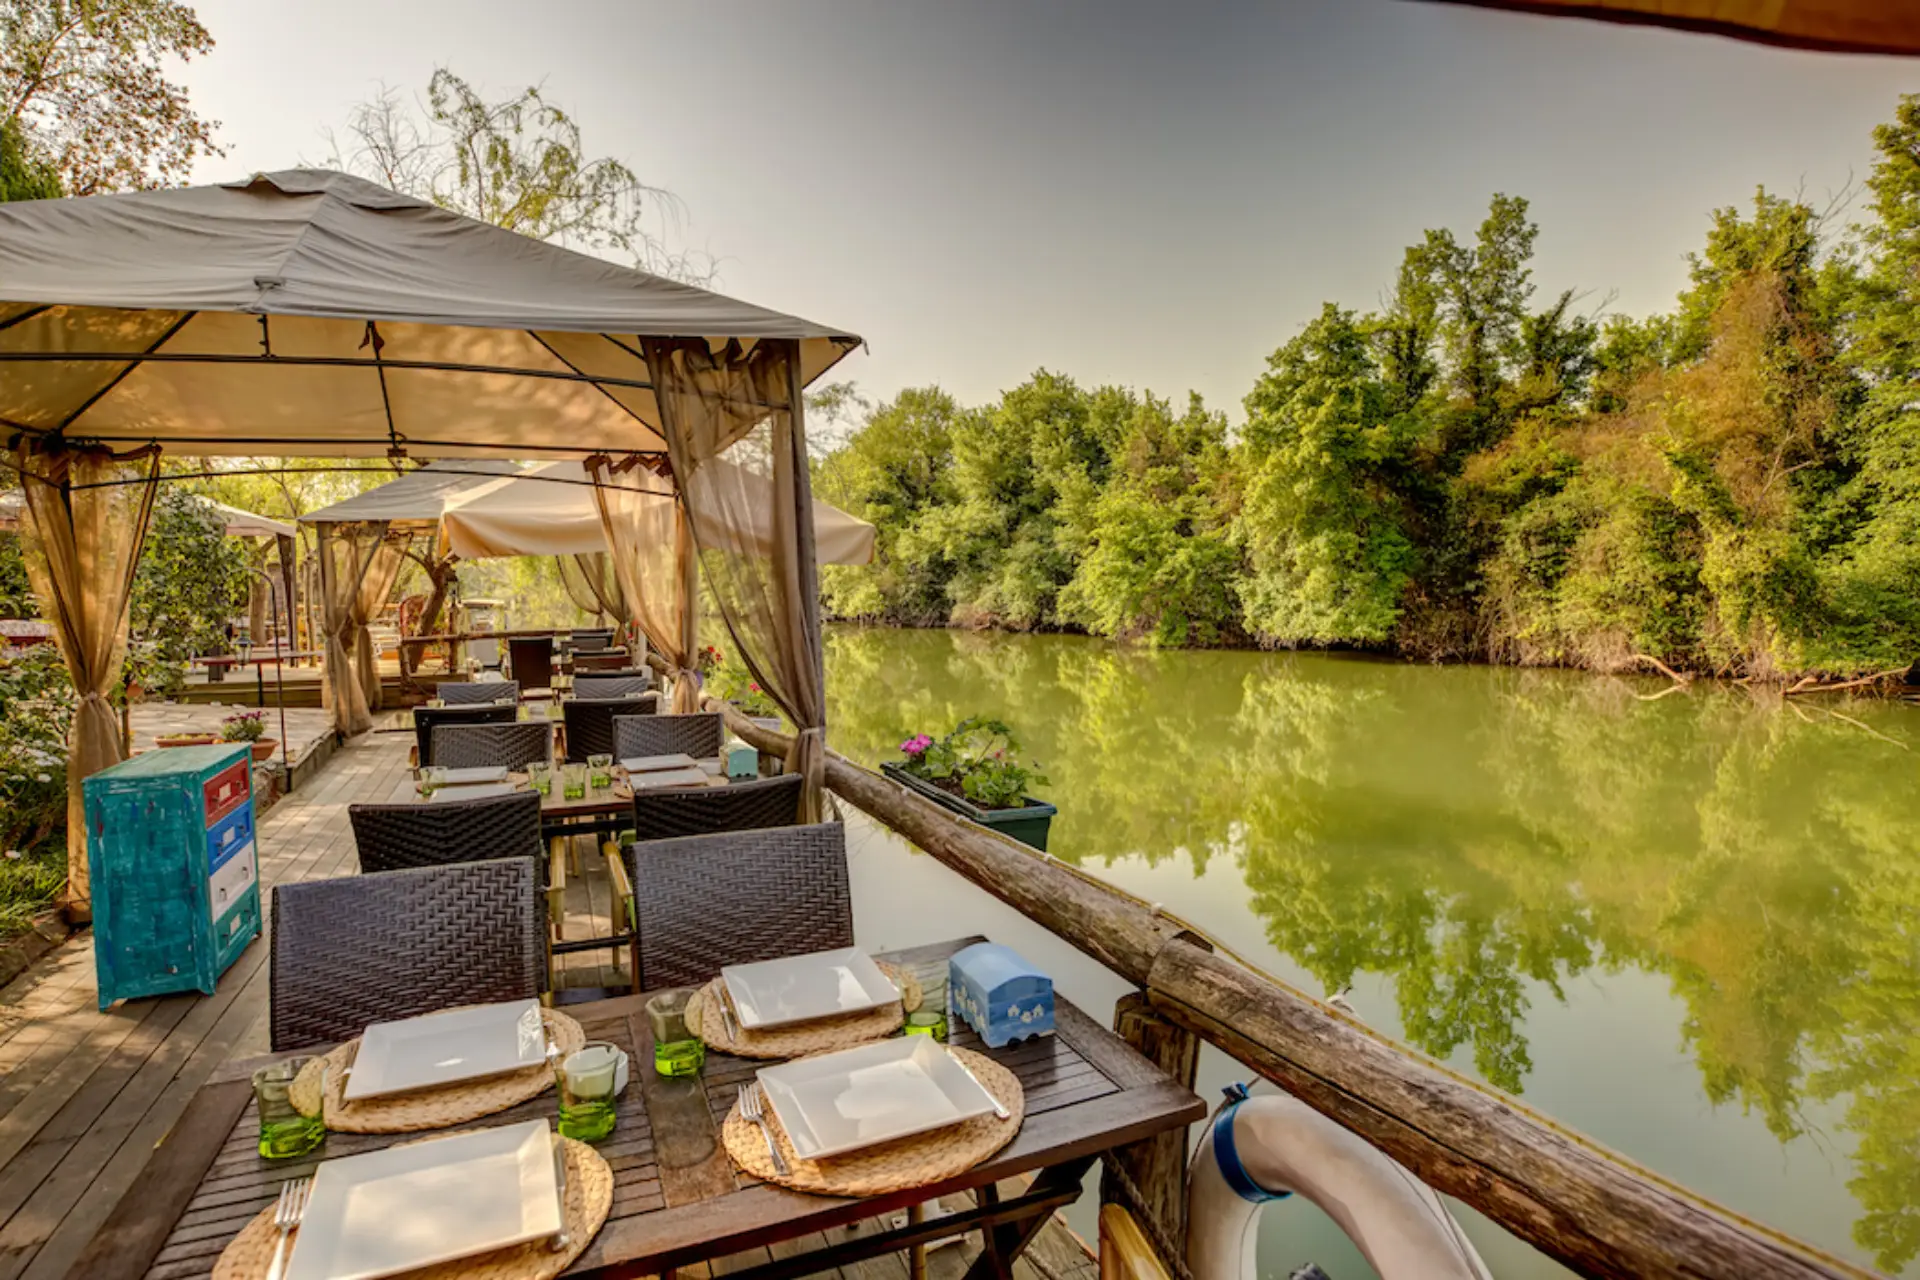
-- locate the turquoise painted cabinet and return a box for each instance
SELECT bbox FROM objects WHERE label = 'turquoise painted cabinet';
[84,744,262,1010]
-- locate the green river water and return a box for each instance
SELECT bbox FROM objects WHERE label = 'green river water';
[823,624,1920,1280]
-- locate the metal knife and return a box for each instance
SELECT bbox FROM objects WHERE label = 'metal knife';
[549,1131,572,1252]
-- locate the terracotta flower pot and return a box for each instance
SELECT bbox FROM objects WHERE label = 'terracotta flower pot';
[249,739,278,763]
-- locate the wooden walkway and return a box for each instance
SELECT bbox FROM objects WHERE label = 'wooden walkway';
[0,731,1098,1280]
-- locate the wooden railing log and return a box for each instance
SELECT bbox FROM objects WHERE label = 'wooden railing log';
[711,704,1880,1280]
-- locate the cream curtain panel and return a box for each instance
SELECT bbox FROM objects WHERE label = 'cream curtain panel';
[589,461,701,712]
[317,523,401,735]
[14,446,160,905]
[643,337,829,821]
[557,553,626,622]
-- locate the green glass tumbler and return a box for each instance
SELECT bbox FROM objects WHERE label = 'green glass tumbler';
[254,1059,325,1159]
[588,753,613,789]
[648,990,705,1077]
[562,764,587,801]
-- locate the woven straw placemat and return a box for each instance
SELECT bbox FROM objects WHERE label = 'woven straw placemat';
[688,965,923,1060]
[289,1009,585,1134]
[721,1047,1022,1197]
[211,1135,611,1280]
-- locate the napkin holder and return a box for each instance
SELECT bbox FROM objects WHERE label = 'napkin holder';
[949,942,1053,1047]
[724,742,759,779]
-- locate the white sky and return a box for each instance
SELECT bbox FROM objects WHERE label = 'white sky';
[178,0,1920,421]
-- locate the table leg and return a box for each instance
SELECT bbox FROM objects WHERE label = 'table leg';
[960,1156,1099,1280]
[909,1202,928,1280]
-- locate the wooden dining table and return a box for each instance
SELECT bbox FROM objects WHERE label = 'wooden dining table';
[72,938,1204,1280]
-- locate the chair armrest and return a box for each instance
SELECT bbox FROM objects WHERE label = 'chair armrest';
[604,847,634,921]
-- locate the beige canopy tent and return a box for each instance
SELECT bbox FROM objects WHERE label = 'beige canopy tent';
[0,169,858,906]
[438,460,878,566]
[1427,0,1920,54]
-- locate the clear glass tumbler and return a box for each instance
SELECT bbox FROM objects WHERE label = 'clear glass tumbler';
[647,990,705,1077]
[588,753,613,789]
[562,764,587,801]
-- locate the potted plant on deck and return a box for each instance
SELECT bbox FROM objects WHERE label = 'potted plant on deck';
[704,647,784,733]
[219,710,277,763]
[881,717,1056,852]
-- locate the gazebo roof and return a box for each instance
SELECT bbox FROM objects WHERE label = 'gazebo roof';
[298,459,527,528]
[0,169,860,458]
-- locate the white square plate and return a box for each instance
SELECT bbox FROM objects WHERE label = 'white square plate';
[439,766,509,785]
[620,753,697,773]
[627,767,709,791]
[428,782,518,803]
[756,1037,1000,1161]
[722,947,899,1031]
[285,1119,562,1280]
[343,999,546,1101]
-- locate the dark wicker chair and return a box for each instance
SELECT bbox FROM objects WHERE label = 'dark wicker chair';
[612,711,723,762]
[269,858,546,1051]
[562,696,653,762]
[413,703,515,767]
[572,674,654,700]
[629,773,804,843]
[436,679,519,706]
[571,650,633,673]
[430,721,554,771]
[620,822,850,990]
[350,789,544,874]
[508,636,555,693]
[569,628,614,652]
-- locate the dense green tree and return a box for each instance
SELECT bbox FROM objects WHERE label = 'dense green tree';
[1059,393,1239,646]
[127,489,251,691]
[0,117,58,201]
[1235,305,1420,645]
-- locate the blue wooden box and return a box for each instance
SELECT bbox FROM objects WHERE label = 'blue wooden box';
[84,744,261,1011]
[948,942,1054,1048]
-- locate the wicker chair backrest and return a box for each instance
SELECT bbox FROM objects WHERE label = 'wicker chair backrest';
[562,696,648,762]
[612,712,723,762]
[349,790,543,874]
[430,721,553,772]
[630,773,804,843]
[572,675,654,700]
[625,822,850,990]
[508,636,555,691]
[414,703,515,766]
[569,629,614,652]
[571,650,634,672]
[436,680,519,706]
[269,858,545,1051]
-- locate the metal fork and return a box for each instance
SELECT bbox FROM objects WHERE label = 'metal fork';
[265,1176,311,1280]
[738,1081,789,1176]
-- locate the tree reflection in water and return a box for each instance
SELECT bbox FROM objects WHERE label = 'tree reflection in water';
[825,625,1920,1271]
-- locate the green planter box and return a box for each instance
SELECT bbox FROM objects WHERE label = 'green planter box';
[880,762,1057,852]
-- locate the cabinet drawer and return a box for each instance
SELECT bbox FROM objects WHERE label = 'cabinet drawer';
[207,803,254,872]
[202,761,250,826]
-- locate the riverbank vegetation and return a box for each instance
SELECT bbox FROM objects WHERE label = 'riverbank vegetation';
[815,96,1920,679]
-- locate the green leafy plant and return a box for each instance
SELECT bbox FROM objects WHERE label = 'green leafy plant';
[705,650,780,718]
[129,489,250,694]
[219,710,265,743]
[0,643,76,931]
[896,717,1047,810]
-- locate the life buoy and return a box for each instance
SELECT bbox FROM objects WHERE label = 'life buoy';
[1187,1084,1493,1280]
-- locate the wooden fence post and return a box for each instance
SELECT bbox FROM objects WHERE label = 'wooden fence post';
[1103,991,1200,1270]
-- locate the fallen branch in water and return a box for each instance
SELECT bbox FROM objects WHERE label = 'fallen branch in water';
[1822,707,1911,750]
[1782,667,1909,696]
[1633,654,1692,685]
[1635,684,1688,703]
